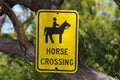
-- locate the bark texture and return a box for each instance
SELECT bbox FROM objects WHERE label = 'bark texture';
[0,0,119,80]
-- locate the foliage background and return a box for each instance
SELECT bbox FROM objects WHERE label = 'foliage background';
[0,0,120,79]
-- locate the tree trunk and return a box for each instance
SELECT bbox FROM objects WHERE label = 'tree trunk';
[0,0,119,80]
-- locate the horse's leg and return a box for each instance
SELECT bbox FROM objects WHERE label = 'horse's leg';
[59,34,62,43]
[45,34,48,43]
[50,34,54,43]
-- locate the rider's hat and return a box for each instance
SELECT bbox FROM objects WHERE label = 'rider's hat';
[53,17,57,21]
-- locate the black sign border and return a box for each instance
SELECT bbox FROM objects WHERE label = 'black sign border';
[36,10,79,73]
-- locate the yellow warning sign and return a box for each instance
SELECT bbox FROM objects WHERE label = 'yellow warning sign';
[36,10,79,73]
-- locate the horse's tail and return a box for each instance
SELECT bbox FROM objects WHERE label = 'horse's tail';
[44,27,47,35]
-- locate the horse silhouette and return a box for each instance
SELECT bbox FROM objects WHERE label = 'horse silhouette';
[44,21,71,43]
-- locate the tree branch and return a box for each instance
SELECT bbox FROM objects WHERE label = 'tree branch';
[60,58,117,80]
[114,0,120,7]
[0,37,117,80]
[0,14,5,31]
[4,0,57,12]
[0,0,30,50]
[0,37,35,62]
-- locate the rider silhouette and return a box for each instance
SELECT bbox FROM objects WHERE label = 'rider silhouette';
[53,17,59,29]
